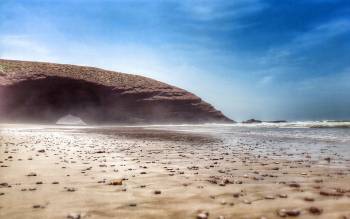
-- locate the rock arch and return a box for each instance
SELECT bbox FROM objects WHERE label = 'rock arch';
[0,59,233,124]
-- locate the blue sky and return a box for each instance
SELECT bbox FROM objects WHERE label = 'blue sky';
[1,0,349,121]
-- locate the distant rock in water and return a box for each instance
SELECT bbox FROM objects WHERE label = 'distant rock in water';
[242,119,262,124]
[242,119,287,124]
[0,59,233,124]
[265,120,287,123]
[56,114,86,126]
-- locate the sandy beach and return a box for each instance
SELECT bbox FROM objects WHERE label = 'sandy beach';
[0,124,350,219]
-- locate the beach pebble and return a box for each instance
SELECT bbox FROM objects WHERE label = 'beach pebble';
[66,187,76,192]
[67,213,81,219]
[279,194,288,198]
[243,199,251,204]
[286,209,300,216]
[320,189,343,196]
[32,204,44,209]
[289,183,300,188]
[109,179,123,185]
[0,183,9,188]
[303,197,314,202]
[308,206,323,215]
[277,209,300,217]
[233,192,240,198]
[197,211,209,219]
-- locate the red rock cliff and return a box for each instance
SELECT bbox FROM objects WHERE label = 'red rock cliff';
[0,59,233,124]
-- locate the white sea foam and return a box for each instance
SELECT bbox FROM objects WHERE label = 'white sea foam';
[230,121,350,129]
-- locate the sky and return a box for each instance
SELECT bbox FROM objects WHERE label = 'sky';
[1,0,350,121]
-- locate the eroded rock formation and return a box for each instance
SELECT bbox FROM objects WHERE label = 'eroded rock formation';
[0,59,233,124]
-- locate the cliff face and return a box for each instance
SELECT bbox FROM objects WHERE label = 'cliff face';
[0,59,233,124]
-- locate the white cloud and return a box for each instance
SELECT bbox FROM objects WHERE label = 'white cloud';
[261,18,350,66]
[259,75,274,85]
[295,19,350,47]
[297,67,350,92]
[0,35,52,60]
[179,0,266,21]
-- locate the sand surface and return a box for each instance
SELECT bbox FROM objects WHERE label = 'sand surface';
[0,124,350,219]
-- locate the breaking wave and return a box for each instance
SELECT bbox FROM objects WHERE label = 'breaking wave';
[231,120,350,129]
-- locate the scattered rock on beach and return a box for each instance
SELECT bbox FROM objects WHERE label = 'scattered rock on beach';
[279,194,288,198]
[65,187,76,192]
[67,213,82,219]
[27,172,37,177]
[320,189,343,197]
[154,190,161,195]
[277,209,300,217]
[32,204,45,209]
[308,206,323,215]
[197,210,209,219]
[109,179,123,186]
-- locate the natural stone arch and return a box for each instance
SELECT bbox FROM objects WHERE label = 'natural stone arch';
[0,59,233,124]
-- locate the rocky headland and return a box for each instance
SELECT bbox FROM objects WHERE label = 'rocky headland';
[0,59,233,124]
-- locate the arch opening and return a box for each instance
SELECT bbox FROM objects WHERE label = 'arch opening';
[56,114,87,126]
[0,76,112,124]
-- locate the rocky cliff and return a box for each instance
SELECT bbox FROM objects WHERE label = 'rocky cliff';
[0,59,233,124]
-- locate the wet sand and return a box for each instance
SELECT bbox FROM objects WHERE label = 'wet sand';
[0,125,350,219]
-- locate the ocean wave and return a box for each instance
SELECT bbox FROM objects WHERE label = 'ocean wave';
[232,121,350,129]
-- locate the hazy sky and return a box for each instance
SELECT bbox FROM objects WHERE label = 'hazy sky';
[1,0,349,121]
